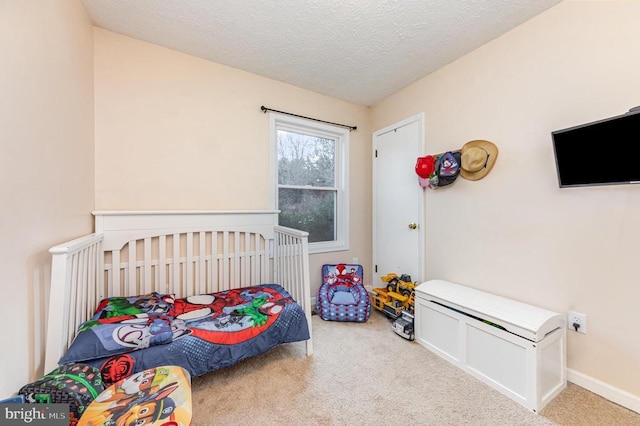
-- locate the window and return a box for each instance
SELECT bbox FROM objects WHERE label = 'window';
[270,113,349,253]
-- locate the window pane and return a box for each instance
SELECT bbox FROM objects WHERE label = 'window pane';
[277,130,335,187]
[278,188,336,243]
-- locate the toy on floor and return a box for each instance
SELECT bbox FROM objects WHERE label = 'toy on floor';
[371,273,415,319]
[393,310,415,341]
[382,273,416,298]
[372,273,416,340]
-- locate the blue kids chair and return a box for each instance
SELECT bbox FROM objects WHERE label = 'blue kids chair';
[316,264,370,322]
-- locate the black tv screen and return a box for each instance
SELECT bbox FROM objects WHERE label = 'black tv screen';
[552,109,640,187]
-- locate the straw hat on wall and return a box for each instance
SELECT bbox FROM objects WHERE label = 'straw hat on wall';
[460,140,498,181]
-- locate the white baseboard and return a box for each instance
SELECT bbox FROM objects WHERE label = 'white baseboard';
[567,368,640,414]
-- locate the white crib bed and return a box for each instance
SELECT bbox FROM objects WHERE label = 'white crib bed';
[44,210,313,378]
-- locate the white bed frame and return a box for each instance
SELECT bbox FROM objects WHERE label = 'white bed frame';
[44,210,313,373]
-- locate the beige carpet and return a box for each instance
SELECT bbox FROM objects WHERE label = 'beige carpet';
[191,312,640,425]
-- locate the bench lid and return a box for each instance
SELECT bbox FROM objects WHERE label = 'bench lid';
[416,280,564,342]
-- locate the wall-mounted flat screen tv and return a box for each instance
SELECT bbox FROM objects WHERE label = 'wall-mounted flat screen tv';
[552,109,640,188]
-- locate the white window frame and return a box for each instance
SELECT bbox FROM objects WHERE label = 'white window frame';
[269,112,349,254]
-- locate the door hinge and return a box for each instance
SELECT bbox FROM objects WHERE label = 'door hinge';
[375,149,378,158]
[375,265,378,273]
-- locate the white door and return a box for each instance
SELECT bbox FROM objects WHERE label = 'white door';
[373,114,425,286]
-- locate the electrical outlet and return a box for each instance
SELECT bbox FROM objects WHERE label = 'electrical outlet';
[568,311,587,334]
[352,257,358,265]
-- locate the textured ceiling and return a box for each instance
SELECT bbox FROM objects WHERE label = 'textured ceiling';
[81,0,561,106]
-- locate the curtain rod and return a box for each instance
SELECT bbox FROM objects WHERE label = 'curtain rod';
[260,105,357,131]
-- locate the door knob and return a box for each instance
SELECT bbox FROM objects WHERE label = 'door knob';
[408,223,418,230]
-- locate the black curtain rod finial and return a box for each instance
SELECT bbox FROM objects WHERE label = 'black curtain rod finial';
[260,105,357,131]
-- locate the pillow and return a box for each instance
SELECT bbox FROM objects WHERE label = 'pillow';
[60,316,189,364]
[330,291,357,305]
[92,292,175,320]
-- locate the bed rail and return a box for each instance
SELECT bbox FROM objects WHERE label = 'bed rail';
[274,225,312,355]
[44,211,313,373]
[45,233,104,373]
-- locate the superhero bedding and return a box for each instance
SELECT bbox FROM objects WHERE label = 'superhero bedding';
[58,284,309,385]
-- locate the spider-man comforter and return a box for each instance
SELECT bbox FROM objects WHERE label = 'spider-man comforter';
[59,284,309,385]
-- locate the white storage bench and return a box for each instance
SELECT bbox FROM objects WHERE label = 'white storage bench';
[415,280,566,412]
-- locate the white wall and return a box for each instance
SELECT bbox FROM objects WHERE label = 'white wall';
[0,0,94,397]
[371,1,640,405]
[93,28,372,297]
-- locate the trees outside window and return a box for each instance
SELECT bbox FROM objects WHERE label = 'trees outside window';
[270,114,349,253]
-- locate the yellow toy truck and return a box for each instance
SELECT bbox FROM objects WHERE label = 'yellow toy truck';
[381,273,416,298]
[372,273,416,319]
